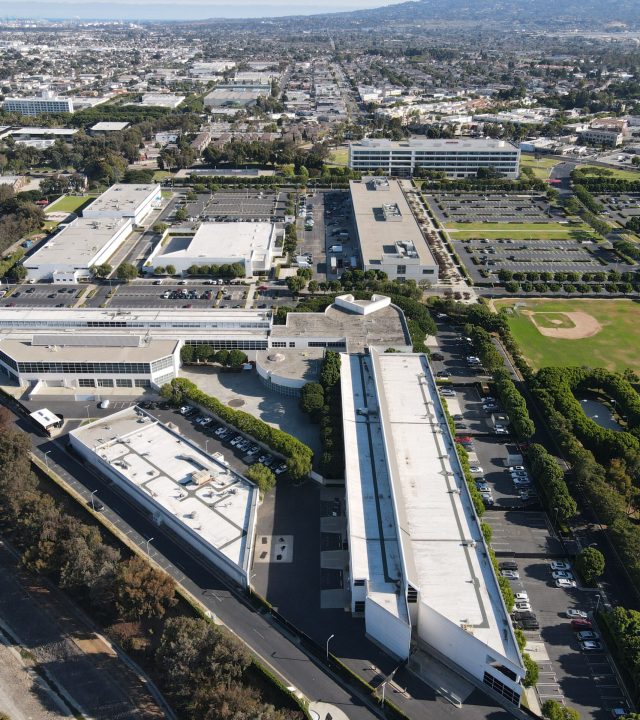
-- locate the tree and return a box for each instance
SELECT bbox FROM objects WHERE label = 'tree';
[246,463,276,495]
[9,264,27,282]
[574,547,605,586]
[227,349,248,367]
[153,222,168,235]
[165,264,176,275]
[114,556,177,620]
[175,207,188,221]
[90,263,112,279]
[300,382,325,419]
[286,275,306,294]
[308,280,319,294]
[542,699,581,720]
[523,652,539,688]
[116,262,138,282]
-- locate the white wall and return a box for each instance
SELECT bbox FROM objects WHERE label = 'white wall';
[365,596,412,660]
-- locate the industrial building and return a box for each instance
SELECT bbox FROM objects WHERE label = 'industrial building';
[341,351,524,705]
[82,183,162,225]
[350,177,439,281]
[3,91,74,116]
[70,407,258,587]
[24,216,133,283]
[147,222,283,277]
[204,86,270,108]
[348,138,520,178]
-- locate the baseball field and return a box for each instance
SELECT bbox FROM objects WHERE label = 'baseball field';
[493,298,640,373]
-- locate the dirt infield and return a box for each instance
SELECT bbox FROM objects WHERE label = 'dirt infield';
[524,310,602,339]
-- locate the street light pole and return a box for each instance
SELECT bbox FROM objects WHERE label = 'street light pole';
[43,451,51,468]
[553,506,559,529]
[145,537,154,556]
[595,594,601,614]
[90,489,98,510]
[381,681,387,708]
[326,633,335,660]
[84,404,90,420]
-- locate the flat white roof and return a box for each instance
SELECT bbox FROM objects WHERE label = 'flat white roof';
[30,407,60,428]
[71,407,257,571]
[83,184,160,217]
[25,216,131,268]
[351,138,519,152]
[372,352,520,664]
[91,121,130,131]
[350,178,437,268]
[159,222,275,263]
[2,337,178,363]
[342,352,521,666]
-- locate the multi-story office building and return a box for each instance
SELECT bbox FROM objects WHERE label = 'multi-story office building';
[348,138,520,178]
[578,128,624,147]
[350,177,439,281]
[3,91,74,116]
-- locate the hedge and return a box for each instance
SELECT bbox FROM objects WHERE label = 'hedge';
[160,378,313,480]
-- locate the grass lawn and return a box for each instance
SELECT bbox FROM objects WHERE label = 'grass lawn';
[153,170,174,182]
[520,154,562,180]
[327,146,349,167]
[576,165,640,181]
[445,221,598,240]
[45,194,95,214]
[494,297,640,373]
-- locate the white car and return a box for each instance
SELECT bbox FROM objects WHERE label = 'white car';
[551,561,571,572]
[440,389,456,397]
[509,465,525,472]
[552,571,574,580]
[515,601,532,612]
[566,608,588,619]
[469,466,483,474]
[501,569,519,579]
[556,578,577,589]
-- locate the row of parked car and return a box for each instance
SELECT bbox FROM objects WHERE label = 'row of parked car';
[178,405,287,475]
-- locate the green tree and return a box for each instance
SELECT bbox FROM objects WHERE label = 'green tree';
[9,264,27,282]
[227,349,248,367]
[523,652,539,688]
[116,262,138,282]
[90,263,112,279]
[165,264,176,275]
[175,206,188,221]
[542,699,581,720]
[300,382,325,418]
[153,222,168,234]
[114,556,177,620]
[154,266,165,275]
[214,349,230,365]
[246,463,276,495]
[574,547,605,586]
[286,275,306,294]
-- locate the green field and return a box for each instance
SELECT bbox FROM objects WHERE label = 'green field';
[577,165,640,181]
[446,221,597,240]
[494,298,640,373]
[327,146,349,167]
[46,195,95,214]
[153,170,174,182]
[520,154,562,180]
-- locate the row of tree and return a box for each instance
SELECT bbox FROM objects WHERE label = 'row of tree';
[160,378,313,481]
[502,281,639,296]
[180,346,248,367]
[498,269,634,284]
[527,444,578,525]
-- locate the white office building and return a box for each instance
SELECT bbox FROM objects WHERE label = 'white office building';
[348,138,520,178]
[83,183,162,225]
[341,351,525,706]
[350,177,439,282]
[147,222,282,277]
[69,407,258,588]
[3,91,74,116]
[24,216,133,283]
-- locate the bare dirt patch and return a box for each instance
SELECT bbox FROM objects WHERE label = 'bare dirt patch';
[524,310,602,339]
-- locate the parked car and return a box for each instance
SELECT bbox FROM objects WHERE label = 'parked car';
[515,601,532,612]
[576,631,598,642]
[469,465,483,474]
[501,569,519,579]
[499,560,518,571]
[509,465,526,472]
[550,560,571,572]
[571,619,593,631]
[515,592,529,602]
[580,640,603,652]
[475,481,490,493]
[556,578,577,589]
[552,571,574,580]
[566,608,588,619]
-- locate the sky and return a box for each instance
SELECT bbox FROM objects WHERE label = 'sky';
[0,0,411,21]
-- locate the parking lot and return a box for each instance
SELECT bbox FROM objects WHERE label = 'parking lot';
[431,316,629,719]
[179,190,285,222]
[106,282,248,310]
[0,284,80,308]
[596,193,640,227]
[427,192,556,225]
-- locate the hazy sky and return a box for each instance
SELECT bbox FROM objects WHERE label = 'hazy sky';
[0,0,411,20]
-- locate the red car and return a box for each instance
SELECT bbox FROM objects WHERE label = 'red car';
[456,436,472,443]
[571,619,593,631]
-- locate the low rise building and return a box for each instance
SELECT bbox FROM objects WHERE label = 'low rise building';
[204,86,270,108]
[350,177,439,282]
[136,93,185,108]
[341,351,524,705]
[147,222,282,277]
[69,407,258,587]
[24,216,133,283]
[90,121,131,135]
[578,127,624,147]
[82,183,161,225]
[348,138,520,178]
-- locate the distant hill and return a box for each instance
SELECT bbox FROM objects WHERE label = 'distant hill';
[335,0,640,28]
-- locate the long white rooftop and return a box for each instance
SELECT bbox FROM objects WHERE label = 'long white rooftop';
[83,183,160,218]
[159,222,275,261]
[342,351,521,668]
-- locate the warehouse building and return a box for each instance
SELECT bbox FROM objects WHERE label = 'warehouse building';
[24,216,133,283]
[348,138,520,178]
[70,407,258,587]
[341,351,524,705]
[350,177,439,281]
[82,183,161,225]
[148,222,283,277]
